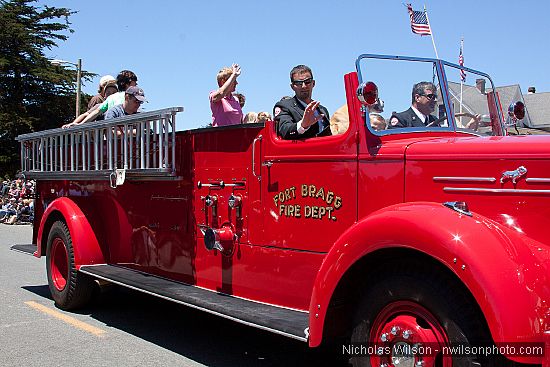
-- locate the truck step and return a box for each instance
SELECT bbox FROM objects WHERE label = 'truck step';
[79,264,309,341]
[10,244,37,255]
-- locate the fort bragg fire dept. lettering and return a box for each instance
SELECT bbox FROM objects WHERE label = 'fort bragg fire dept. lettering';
[272,184,343,221]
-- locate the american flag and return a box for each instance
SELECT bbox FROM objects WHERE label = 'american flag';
[407,4,431,36]
[458,43,466,82]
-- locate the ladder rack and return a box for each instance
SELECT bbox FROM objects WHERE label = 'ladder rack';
[16,107,183,184]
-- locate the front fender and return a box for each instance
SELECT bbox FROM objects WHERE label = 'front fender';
[308,202,549,348]
[36,197,105,268]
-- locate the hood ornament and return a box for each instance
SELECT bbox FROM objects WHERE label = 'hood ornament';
[500,166,527,184]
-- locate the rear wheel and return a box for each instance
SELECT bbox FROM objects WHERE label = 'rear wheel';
[350,265,498,367]
[46,221,95,310]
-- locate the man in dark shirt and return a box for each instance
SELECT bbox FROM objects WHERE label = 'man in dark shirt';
[274,65,331,139]
[389,81,438,128]
[104,86,146,120]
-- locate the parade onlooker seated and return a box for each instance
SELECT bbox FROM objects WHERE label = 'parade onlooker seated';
[0,178,35,225]
[104,86,146,119]
[16,199,33,223]
[0,198,18,224]
[0,180,9,197]
[19,181,34,199]
[8,180,21,199]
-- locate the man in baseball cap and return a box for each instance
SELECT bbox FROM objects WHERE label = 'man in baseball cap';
[104,86,147,119]
[125,86,147,103]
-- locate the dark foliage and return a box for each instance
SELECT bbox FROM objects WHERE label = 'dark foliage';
[0,0,93,176]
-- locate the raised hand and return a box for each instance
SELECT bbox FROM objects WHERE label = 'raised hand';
[232,63,241,77]
[302,101,323,129]
[466,114,481,131]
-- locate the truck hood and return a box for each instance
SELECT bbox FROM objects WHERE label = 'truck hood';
[404,134,550,246]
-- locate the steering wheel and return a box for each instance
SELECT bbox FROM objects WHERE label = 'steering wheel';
[426,112,479,129]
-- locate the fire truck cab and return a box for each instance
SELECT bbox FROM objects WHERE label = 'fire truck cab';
[15,54,550,366]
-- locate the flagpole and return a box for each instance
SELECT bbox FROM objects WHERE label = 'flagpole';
[424,5,439,58]
[459,37,464,126]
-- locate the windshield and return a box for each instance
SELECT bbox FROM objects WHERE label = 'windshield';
[355,54,504,136]
[441,61,503,136]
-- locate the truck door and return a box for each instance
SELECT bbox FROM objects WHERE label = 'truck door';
[257,118,358,253]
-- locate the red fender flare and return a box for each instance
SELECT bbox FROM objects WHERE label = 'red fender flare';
[308,202,549,355]
[36,197,105,268]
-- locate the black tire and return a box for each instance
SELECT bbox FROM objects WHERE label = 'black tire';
[46,220,95,310]
[349,264,503,367]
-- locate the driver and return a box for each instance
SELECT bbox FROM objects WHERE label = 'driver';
[389,81,439,128]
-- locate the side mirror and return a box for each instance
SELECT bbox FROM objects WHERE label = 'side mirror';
[356,82,378,106]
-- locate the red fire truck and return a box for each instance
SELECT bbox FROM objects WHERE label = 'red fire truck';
[13,54,550,366]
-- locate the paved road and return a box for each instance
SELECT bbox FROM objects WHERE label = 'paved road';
[0,224,346,367]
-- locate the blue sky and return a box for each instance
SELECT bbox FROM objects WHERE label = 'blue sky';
[40,0,550,130]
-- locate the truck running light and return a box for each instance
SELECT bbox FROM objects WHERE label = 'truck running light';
[508,101,525,120]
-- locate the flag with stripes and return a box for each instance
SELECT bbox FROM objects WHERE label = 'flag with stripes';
[407,4,431,36]
[458,44,466,82]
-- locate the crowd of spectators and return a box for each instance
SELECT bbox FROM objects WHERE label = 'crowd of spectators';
[0,178,35,225]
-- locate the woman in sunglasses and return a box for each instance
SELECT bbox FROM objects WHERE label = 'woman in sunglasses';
[389,81,439,129]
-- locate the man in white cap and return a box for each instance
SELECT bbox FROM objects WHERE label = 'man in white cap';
[104,86,146,119]
[87,75,117,111]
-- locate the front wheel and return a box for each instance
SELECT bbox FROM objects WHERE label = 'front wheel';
[46,220,95,310]
[350,265,499,367]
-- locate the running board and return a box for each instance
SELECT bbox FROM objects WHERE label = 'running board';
[79,264,309,342]
[10,244,37,255]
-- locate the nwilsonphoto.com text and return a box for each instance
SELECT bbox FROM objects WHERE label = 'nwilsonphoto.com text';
[342,343,544,357]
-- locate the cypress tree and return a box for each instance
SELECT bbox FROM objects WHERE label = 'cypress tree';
[0,0,91,177]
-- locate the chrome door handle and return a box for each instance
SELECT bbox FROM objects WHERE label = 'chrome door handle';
[252,135,262,181]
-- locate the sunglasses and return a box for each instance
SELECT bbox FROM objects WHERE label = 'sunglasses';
[420,93,437,101]
[292,78,314,87]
